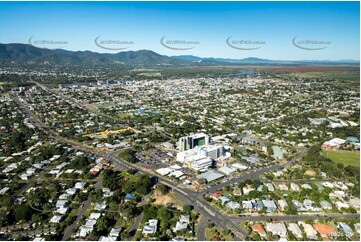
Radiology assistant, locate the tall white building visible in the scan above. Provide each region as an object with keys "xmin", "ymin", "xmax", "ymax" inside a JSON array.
[
  {"xmin": 198, "ymin": 144, "xmax": 224, "ymax": 159},
  {"xmin": 179, "ymin": 133, "xmax": 211, "ymax": 151}
]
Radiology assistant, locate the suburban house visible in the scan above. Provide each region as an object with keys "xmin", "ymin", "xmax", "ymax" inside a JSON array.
[
  {"xmin": 337, "ymin": 222, "xmax": 354, "ymax": 238},
  {"xmin": 210, "ymin": 192, "xmax": 222, "ymax": 200},
  {"xmin": 172, "ymin": 215, "xmax": 190, "ymax": 233},
  {"xmin": 298, "ymin": 222, "xmax": 317, "ymax": 240},
  {"xmin": 226, "ymin": 201, "xmax": 241, "ymax": 210},
  {"xmin": 251, "ymin": 224, "xmax": 266, "ymax": 237},
  {"xmin": 262, "ymin": 200, "xmax": 277, "ymax": 213},
  {"xmin": 143, "ymin": 219, "xmax": 158, "ymax": 235},
  {"xmin": 242, "ymin": 201, "xmax": 253, "ymax": 210},
  {"xmin": 266, "ymin": 222, "xmax": 287, "ymax": 238},
  {"xmin": 288, "ymin": 223, "xmax": 303, "ymax": 238},
  {"xmin": 278, "ymin": 200, "xmax": 288, "ymax": 211},
  {"xmin": 49, "ymin": 215, "xmax": 62, "ymax": 223},
  {"xmin": 303, "ymin": 199, "xmax": 321, "ymax": 212},
  {"xmin": 290, "ymin": 183, "xmax": 300, "ymax": 191},
  {"xmin": 320, "ymin": 201, "xmax": 333, "ymax": 210},
  {"xmin": 313, "ymin": 224, "xmax": 336, "ymax": 238}
]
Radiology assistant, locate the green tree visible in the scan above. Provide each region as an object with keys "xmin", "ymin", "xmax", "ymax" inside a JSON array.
[
  {"xmin": 157, "ymin": 184, "xmax": 170, "ymax": 195},
  {"xmin": 14, "ymin": 205, "xmax": 33, "ymax": 222}
]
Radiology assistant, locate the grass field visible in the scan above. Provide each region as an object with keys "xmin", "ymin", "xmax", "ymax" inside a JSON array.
[
  {"xmin": 83, "ymin": 127, "xmax": 138, "ymax": 139},
  {"xmin": 322, "ymin": 150, "xmax": 360, "ymax": 167}
]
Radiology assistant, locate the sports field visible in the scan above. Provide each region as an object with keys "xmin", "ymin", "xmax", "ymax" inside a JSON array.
[{"xmin": 322, "ymin": 150, "xmax": 360, "ymax": 167}]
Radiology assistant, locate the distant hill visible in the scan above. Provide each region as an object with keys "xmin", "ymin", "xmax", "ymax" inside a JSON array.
[
  {"xmin": 0, "ymin": 43, "xmax": 359, "ymax": 66},
  {"xmin": 171, "ymin": 55, "xmax": 359, "ymax": 64},
  {"xmin": 0, "ymin": 43, "xmax": 183, "ymax": 66}
]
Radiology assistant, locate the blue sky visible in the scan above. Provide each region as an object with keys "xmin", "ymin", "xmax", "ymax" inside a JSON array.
[{"xmin": 0, "ymin": 1, "xmax": 359, "ymax": 60}]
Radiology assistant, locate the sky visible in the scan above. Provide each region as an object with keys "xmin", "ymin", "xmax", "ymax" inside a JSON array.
[{"xmin": 0, "ymin": 1, "xmax": 359, "ymax": 60}]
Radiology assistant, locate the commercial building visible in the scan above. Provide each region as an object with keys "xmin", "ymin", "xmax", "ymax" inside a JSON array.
[
  {"xmin": 179, "ymin": 133, "xmax": 211, "ymax": 151},
  {"xmin": 198, "ymin": 144, "xmax": 224, "ymax": 159},
  {"xmin": 322, "ymin": 138, "xmax": 347, "ymax": 150},
  {"xmin": 191, "ymin": 157, "xmax": 213, "ymax": 171},
  {"xmin": 196, "ymin": 170, "xmax": 224, "ymax": 183}
]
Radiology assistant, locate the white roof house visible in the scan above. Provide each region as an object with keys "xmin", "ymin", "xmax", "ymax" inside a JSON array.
[
  {"xmin": 290, "ymin": 183, "xmax": 300, "ymax": 191},
  {"xmin": 66, "ymin": 188, "xmax": 78, "ymax": 195},
  {"xmin": 50, "ymin": 215, "xmax": 62, "ymax": 223},
  {"xmin": 264, "ymin": 183, "xmax": 275, "ymax": 192},
  {"xmin": 33, "ymin": 237, "xmax": 45, "ymax": 241},
  {"xmin": 226, "ymin": 201, "xmax": 241, "ymax": 210},
  {"xmin": 143, "ymin": 219, "xmax": 158, "ymax": 234},
  {"xmin": 299, "ymin": 222, "xmax": 317, "ymax": 239},
  {"xmin": 85, "ymin": 219, "xmax": 97, "ymax": 227},
  {"xmin": 95, "ymin": 202, "xmax": 107, "ymax": 211},
  {"xmin": 292, "ymin": 200, "xmax": 306, "ymax": 211},
  {"xmin": 59, "ymin": 193, "xmax": 71, "ymax": 200},
  {"xmin": 278, "ymin": 200, "xmax": 288, "ymax": 211},
  {"xmin": 99, "ymin": 236, "xmax": 116, "ymax": 241},
  {"xmin": 303, "ymin": 199, "xmax": 321, "ymax": 212},
  {"xmin": 320, "ymin": 201, "xmax": 332, "ymax": 210},
  {"xmin": 172, "ymin": 214, "xmax": 190, "ymax": 232},
  {"xmin": 348, "ymin": 197, "xmax": 360, "ymax": 209},
  {"xmin": 89, "ymin": 213, "xmax": 102, "ymax": 220},
  {"xmin": 242, "ymin": 187, "xmax": 255, "ymax": 195},
  {"xmin": 56, "ymin": 200, "xmax": 68, "ymax": 208},
  {"xmin": 278, "ymin": 184, "xmax": 288, "ymax": 191},
  {"xmin": 288, "ymin": 223, "xmax": 303, "ymax": 238},
  {"xmin": 242, "ymin": 201, "xmax": 253, "ymax": 209},
  {"xmin": 79, "ymin": 226, "xmax": 93, "ymax": 237},
  {"xmin": 266, "ymin": 223, "xmax": 287, "ymax": 237},
  {"xmin": 322, "ymin": 182, "xmax": 334, "ymax": 188},
  {"xmin": 333, "ymin": 182, "xmax": 348, "ymax": 190},
  {"xmin": 109, "ymin": 228, "xmax": 122, "ymax": 238},
  {"xmin": 301, "ymin": 184, "xmax": 312, "ymax": 190},
  {"xmin": 179, "ymin": 215, "xmax": 190, "ymax": 224},
  {"xmin": 75, "ymin": 182, "xmax": 86, "ymax": 189},
  {"xmin": 20, "ymin": 173, "xmax": 30, "ymax": 180},
  {"xmin": 172, "ymin": 221, "xmax": 188, "ymax": 232},
  {"xmin": 338, "ymin": 222, "xmax": 354, "ymax": 238},
  {"xmin": 262, "ymin": 200, "xmax": 277, "ymax": 213},
  {"xmin": 0, "ymin": 187, "xmax": 10, "ymax": 195},
  {"xmin": 335, "ymin": 201, "xmax": 350, "ymax": 209},
  {"xmin": 57, "ymin": 207, "xmax": 69, "ymax": 215}
]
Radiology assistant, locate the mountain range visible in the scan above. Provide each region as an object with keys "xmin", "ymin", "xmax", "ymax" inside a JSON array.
[{"xmin": 0, "ymin": 43, "xmax": 359, "ymax": 66}]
